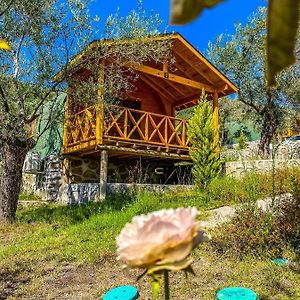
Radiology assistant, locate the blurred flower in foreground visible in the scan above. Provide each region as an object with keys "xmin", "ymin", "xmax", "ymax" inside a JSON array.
[{"xmin": 116, "ymin": 207, "xmax": 210, "ymax": 299}]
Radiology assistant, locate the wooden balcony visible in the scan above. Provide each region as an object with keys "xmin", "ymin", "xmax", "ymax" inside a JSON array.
[{"xmin": 63, "ymin": 105, "xmax": 190, "ymax": 157}]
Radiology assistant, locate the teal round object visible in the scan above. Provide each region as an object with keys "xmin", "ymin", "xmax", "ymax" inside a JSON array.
[
  {"xmin": 272, "ymin": 258, "xmax": 289, "ymax": 266},
  {"xmin": 103, "ymin": 285, "xmax": 138, "ymax": 300},
  {"xmin": 216, "ymin": 287, "xmax": 257, "ymax": 300}
]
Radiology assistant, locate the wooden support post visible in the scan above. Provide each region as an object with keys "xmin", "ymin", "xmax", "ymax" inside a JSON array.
[
  {"xmin": 213, "ymin": 91, "xmax": 220, "ymax": 153},
  {"xmin": 62, "ymin": 94, "xmax": 70, "ymax": 153},
  {"xmin": 62, "ymin": 157, "xmax": 71, "ymax": 185},
  {"xmin": 96, "ymin": 61, "xmax": 105, "ymax": 145},
  {"xmin": 99, "ymin": 150, "xmax": 108, "ymax": 201},
  {"xmin": 163, "ymin": 60, "xmax": 169, "ymax": 78}
]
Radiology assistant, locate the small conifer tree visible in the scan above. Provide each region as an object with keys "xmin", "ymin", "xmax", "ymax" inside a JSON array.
[
  {"xmin": 237, "ymin": 131, "xmax": 248, "ymax": 150},
  {"xmin": 188, "ymin": 90, "xmax": 222, "ymax": 188}
]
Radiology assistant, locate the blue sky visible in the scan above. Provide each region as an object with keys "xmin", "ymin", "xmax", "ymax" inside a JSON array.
[{"xmin": 90, "ymin": 0, "xmax": 266, "ymax": 52}]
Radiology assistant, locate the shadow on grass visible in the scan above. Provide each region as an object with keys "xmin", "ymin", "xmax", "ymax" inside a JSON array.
[{"xmin": 16, "ymin": 192, "xmax": 135, "ymax": 226}]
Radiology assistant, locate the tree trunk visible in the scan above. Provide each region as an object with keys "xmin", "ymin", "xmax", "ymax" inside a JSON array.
[
  {"xmin": 0, "ymin": 142, "xmax": 28, "ymax": 223},
  {"xmin": 258, "ymin": 102, "xmax": 280, "ymax": 158}
]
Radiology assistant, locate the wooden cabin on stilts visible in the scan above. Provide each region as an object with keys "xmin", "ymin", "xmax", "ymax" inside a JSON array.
[{"xmin": 59, "ymin": 33, "xmax": 237, "ymax": 200}]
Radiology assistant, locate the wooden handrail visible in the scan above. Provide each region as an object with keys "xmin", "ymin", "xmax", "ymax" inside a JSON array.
[
  {"xmin": 103, "ymin": 105, "xmax": 189, "ymax": 148},
  {"xmin": 64, "ymin": 104, "xmax": 190, "ymax": 151}
]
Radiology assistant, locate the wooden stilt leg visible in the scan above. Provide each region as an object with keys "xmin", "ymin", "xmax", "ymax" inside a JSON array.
[{"xmin": 99, "ymin": 150, "xmax": 108, "ymax": 201}]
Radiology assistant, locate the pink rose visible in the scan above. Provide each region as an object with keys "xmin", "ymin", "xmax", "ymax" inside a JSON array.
[{"xmin": 116, "ymin": 207, "xmax": 210, "ymax": 270}]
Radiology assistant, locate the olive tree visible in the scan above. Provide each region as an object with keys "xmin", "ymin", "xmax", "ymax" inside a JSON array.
[
  {"xmin": 0, "ymin": 0, "xmax": 170, "ymax": 223},
  {"xmin": 207, "ymin": 8, "xmax": 300, "ymax": 156}
]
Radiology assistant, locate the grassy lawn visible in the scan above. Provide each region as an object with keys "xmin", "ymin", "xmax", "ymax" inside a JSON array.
[{"xmin": 1, "ymin": 169, "xmax": 300, "ymax": 299}]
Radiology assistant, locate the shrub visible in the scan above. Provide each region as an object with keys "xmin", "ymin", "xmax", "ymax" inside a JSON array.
[
  {"xmin": 188, "ymin": 90, "xmax": 222, "ymax": 188},
  {"xmin": 212, "ymin": 204, "xmax": 285, "ymax": 259},
  {"xmin": 212, "ymin": 183, "xmax": 300, "ymax": 259},
  {"xmin": 237, "ymin": 131, "xmax": 247, "ymax": 149},
  {"xmin": 276, "ymin": 187, "xmax": 300, "ymax": 258}
]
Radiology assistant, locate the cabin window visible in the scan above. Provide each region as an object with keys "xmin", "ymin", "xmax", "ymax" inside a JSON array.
[{"xmin": 122, "ymin": 99, "xmax": 141, "ymax": 110}]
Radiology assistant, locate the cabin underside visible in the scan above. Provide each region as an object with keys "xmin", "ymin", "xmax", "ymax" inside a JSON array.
[{"xmin": 64, "ymin": 152, "xmax": 192, "ymax": 186}]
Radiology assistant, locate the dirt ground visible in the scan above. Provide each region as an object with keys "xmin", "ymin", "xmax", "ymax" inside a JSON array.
[{"xmin": 1, "ymin": 251, "xmax": 300, "ymax": 300}]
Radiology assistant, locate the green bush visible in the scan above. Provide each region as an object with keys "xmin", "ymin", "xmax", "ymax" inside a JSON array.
[
  {"xmin": 188, "ymin": 90, "xmax": 222, "ymax": 188},
  {"xmin": 212, "ymin": 204, "xmax": 285, "ymax": 259},
  {"xmin": 212, "ymin": 182, "xmax": 300, "ymax": 259},
  {"xmin": 237, "ymin": 131, "xmax": 248, "ymax": 149},
  {"xmin": 276, "ymin": 186, "xmax": 300, "ymax": 258}
]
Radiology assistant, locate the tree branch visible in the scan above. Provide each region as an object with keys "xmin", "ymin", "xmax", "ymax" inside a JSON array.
[
  {"xmin": 0, "ymin": 0, "xmax": 14, "ymax": 17},
  {"xmin": 13, "ymin": 34, "xmax": 25, "ymax": 79},
  {"xmin": 26, "ymin": 79, "xmax": 64, "ymax": 124},
  {"xmin": 237, "ymin": 92, "xmax": 261, "ymax": 114}
]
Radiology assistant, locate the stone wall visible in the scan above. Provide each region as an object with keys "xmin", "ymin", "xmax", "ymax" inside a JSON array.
[
  {"xmin": 225, "ymin": 159, "xmax": 300, "ymax": 178},
  {"xmin": 221, "ymin": 142, "xmax": 300, "ymax": 161},
  {"xmin": 59, "ymin": 183, "xmax": 194, "ymax": 204},
  {"xmin": 22, "ymin": 153, "xmax": 192, "ymax": 202},
  {"xmin": 69, "ymin": 158, "xmax": 100, "ymax": 183},
  {"xmin": 22, "ymin": 153, "xmax": 63, "ymax": 201},
  {"xmin": 44, "ymin": 154, "xmax": 63, "ymax": 201}
]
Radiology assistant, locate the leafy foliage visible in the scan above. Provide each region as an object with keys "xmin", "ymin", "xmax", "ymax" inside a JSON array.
[
  {"xmin": 188, "ymin": 91, "xmax": 222, "ymax": 188},
  {"xmin": 208, "ymin": 8, "xmax": 300, "ymax": 155},
  {"xmin": 0, "ymin": 0, "xmax": 171, "ymax": 222},
  {"xmin": 213, "ymin": 205, "xmax": 286, "ymax": 259},
  {"xmin": 170, "ymin": 0, "xmax": 224, "ymax": 25},
  {"xmin": 170, "ymin": 0, "xmax": 300, "ymax": 86},
  {"xmin": 267, "ymin": 0, "xmax": 299, "ymax": 85},
  {"xmin": 213, "ymin": 190, "xmax": 300, "ymax": 259},
  {"xmin": 237, "ymin": 131, "xmax": 248, "ymax": 150}
]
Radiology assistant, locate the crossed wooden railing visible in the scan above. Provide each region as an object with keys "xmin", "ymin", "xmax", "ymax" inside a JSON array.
[
  {"xmin": 64, "ymin": 104, "xmax": 189, "ymax": 152},
  {"xmin": 104, "ymin": 105, "xmax": 189, "ymax": 148},
  {"xmin": 65, "ymin": 106, "xmax": 97, "ymax": 147}
]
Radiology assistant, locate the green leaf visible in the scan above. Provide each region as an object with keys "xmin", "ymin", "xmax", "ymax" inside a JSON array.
[
  {"xmin": 266, "ymin": 0, "xmax": 300, "ymax": 86},
  {"xmin": 170, "ymin": 0, "xmax": 224, "ymax": 25}
]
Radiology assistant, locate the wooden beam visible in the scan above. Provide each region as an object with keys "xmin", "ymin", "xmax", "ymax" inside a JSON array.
[
  {"xmin": 63, "ymin": 93, "xmax": 70, "ymax": 153},
  {"xmin": 140, "ymin": 74, "xmax": 174, "ymax": 100},
  {"xmin": 213, "ymin": 91, "xmax": 220, "ymax": 153},
  {"xmin": 174, "ymin": 94, "xmax": 200, "ymax": 109},
  {"xmin": 128, "ymin": 62, "xmax": 214, "ymax": 92},
  {"xmin": 174, "ymin": 49, "xmax": 214, "ymax": 85},
  {"xmin": 171, "ymin": 62, "xmax": 195, "ymax": 93},
  {"xmin": 163, "ymin": 61, "xmax": 168, "ymax": 76},
  {"xmin": 166, "ymin": 80, "xmax": 186, "ymax": 96},
  {"xmin": 176, "ymin": 35, "xmax": 238, "ymax": 93},
  {"xmin": 96, "ymin": 61, "xmax": 105, "ymax": 145},
  {"xmin": 97, "ymin": 144, "xmax": 191, "ymax": 160},
  {"xmin": 173, "ymin": 60, "xmax": 194, "ymax": 80}
]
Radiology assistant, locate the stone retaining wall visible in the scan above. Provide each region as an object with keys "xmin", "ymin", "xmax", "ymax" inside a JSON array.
[
  {"xmin": 225, "ymin": 159, "xmax": 300, "ymax": 178},
  {"xmin": 222, "ymin": 142, "xmax": 300, "ymax": 161},
  {"xmin": 59, "ymin": 183, "xmax": 193, "ymax": 204}
]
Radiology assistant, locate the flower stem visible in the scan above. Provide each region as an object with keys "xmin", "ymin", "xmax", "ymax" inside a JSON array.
[
  {"xmin": 164, "ymin": 271, "xmax": 170, "ymax": 300},
  {"xmin": 151, "ymin": 276, "xmax": 161, "ymax": 300}
]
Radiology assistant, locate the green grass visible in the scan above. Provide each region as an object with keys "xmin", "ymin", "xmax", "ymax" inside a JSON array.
[
  {"xmin": 19, "ymin": 191, "xmax": 42, "ymax": 201},
  {"xmin": 1, "ymin": 168, "xmax": 300, "ymax": 299},
  {"xmin": 2, "ymin": 168, "xmax": 299, "ymax": 265}
]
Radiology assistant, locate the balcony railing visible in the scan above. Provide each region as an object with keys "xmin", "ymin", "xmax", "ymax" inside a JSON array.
[
  {"xmin": 63, "ymin": 104, "xmax": 189, "ymax": 153},
  {"xmin": 64, "ymin": 106, "xmax": 97, "ymax": 148},
  {"xmin": 104, "ymin": 105, "xmax": 189, "ymax": 149}
]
